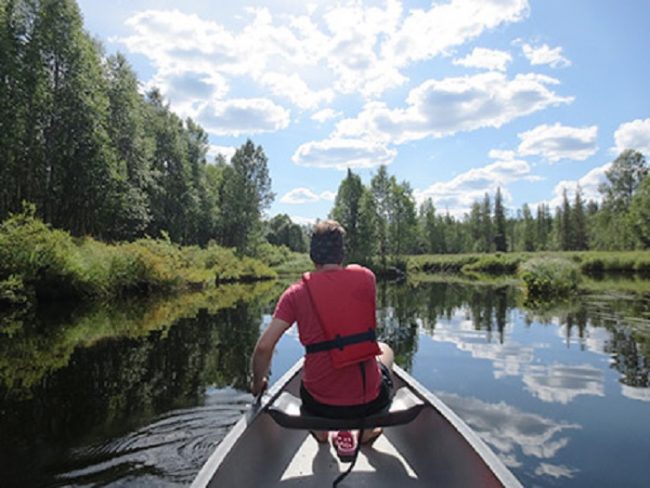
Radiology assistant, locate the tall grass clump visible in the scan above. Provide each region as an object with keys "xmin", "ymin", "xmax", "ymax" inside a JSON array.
[
  {"xmin": 518, "ymin": 257, "xmax": 581, "ymax": 300},
  {"xmin": 461, "ymin": 254, "xmax": 523, "ymax": 275},
  {"xmin": 0, "ymin": 207, "xmax": 275, "ymax": 309}
]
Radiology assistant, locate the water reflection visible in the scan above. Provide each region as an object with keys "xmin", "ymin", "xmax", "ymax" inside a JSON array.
[
  {"xmin": 0, "ymin": 283, "xmax": 274, "ymax": 487},
  {"xmin": 1, "ymin": 278, "xmax": 649, "ymax": 487},
  {"xmin": 438, "ymin": 393, "xmax": 580, "ymax": 474}
]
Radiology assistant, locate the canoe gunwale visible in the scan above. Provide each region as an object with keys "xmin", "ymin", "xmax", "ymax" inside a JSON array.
[
  {"xmin": 190, "ymin": 359, "xmax": 305, "ymax": 488},
  {"xmin": 191, "ymin": 358, "xmax": 522, "ymax": 488}
]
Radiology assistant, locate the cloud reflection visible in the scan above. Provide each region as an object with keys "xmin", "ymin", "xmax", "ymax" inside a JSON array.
[
  {"xmin": 523, "ymin": 363, "xmax": 604, "ymax": 404},
  {"xmin": 438, "ymin": 393, "xmax": 580, "ymax": 475}
]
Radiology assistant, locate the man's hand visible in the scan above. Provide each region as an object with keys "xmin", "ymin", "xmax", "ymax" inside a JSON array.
[{"xmin": 251, "ymin": 376, "xmax": 268, "ymax": 397}]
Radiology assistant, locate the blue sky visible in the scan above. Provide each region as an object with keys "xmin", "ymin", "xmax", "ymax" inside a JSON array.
[{"xmin": 77, "ymin": 0, "xmax": 650, "ymax": 224}]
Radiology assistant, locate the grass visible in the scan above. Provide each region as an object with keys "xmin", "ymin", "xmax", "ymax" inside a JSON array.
[{"xmin": 0, "ymin": 208, "xmax": 276, "ymax": 311}]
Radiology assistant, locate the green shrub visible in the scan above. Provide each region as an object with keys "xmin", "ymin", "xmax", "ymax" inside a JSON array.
[
  {"xmin": 461, "ymin": 254, "xmax": 522, "ymax": 275},
  {"xmin": 519, "ymin": 257, "xmax": 581, "ymax": 299}
]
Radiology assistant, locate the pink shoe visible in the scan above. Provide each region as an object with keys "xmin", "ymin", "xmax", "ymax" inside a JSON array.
[{"xmin": 333, "ymin": 430, "xmax": 357, "ymax": 462}]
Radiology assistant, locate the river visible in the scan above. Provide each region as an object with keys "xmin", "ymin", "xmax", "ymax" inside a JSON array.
[{"xmin": 0, "ymin": 278, "xmax": 649, "ymax": 487}]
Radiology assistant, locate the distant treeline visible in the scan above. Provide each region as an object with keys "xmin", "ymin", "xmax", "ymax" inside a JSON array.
[
  {"xmin": 329, "ymin": 149, "xmax": 650, "ymax": 266},
  {"xmin": 0, "ymin": 0, "xmax": 306, "ymax": 255}
]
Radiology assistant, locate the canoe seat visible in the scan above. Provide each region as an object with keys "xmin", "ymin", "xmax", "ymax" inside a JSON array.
[{"xmin": 266, "ymin": 387, "xmax": 425, "ymax": 431}]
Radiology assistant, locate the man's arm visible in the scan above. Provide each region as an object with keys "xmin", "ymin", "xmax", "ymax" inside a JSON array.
[{"xmin": 250, "ymin": 317, "xmax": 291, "ymax": 396}]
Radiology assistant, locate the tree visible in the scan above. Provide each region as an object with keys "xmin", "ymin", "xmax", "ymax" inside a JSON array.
[
  {"xmin": 629, "ymin": 175, "xmax": 650, "ymax": 248},
  {"xmin": 521, "ymin": 204, "xmax": 535, "ymax": 252},
  {"xmin": 104, "ymin": 52, "xmax": 152, "ymax": 239},
  {"xmin": 217, "ymin": 140, "xmax": 274, "ymax": 254},
  {"xmin": 330, "ymin": 169, "xmax": 365, "ymax": 263},
  {"xmin": 599, "ymin": 149, "xmax": 648, "ymax": 212},
  {"xmin": 389, "ymin": 180, "xmax": 418, "ymax": 257},
  {"xmin": 493, "ymin": 187, "xmax": 507, "ymax": 252},
  {"xmin": 479, "ymin": 193, "xmax": 493, "ymax": 253},
  {"xmin": 559, "ymin": 188, "xmax": 573, "ymax": 250},
  {"xmin": 266, "ymin": 214, "xmax": 305, "ymax": 252},
  {"xmin": 573, "ymin": 185, "xmax": 588, "ymax": 250},
  {"xmin": 355, "ymin": 189, "xmax": 378, "ymax": 264},
  {"xmin": 370, "ymin": 165, "xmax": 392, "ymax": 267}
]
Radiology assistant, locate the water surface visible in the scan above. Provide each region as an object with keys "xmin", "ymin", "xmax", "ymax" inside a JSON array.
[{"xmin": 0, "ymin": 279, "xmax": 649, "ymax": 487}]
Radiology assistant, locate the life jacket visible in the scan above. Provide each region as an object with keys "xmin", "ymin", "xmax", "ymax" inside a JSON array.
[{"xmin": 302, "ymin": 265, "xmax": 381, "ymax": 369}]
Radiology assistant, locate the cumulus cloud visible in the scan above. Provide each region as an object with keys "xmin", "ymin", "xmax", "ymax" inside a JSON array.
[
  {"xmin": 386, "ymin": 0, "xmax": 529, "ymax": 66},
  {"xmin": 292, "ymin": 137, "xmax": 396, "ymax": 170},
  {"xmin": 336, "ymin": 72, "xmax": 573, "ymax": 144},
  {"xmin": 311, "ymin": 108, "xmax": 342, "ymax": 123},
  {"xmin": 197, "ymin": 98, "xmax": 290, "ymax": 136},
  {"xmin": 118, "ymin": 0, "xmax": 533, "ymax": 120},
  {"xmin": 415, "ymin": 153, "xmax": 538, "ymax": 216},
  {"xmin": 544, "ymin": 163, "xmax": 610, "ymax": 209},
  {"xmin": 613, "ymin": 118, "xmax": 650, "ymax": 155},
  {"xmin": 521, "ymin": 43, "xmax": 571, "ymax": 68},
  {"xmin": 280, "ymin": 187, "xmax": 336, "ymax": 204},
  {"xmin": 517, "ymin": 123, "xmax": 598, "ymax": 162},
  {"xmin": 258, "ymin": 72, "xmax": 334, "ymax": 110},
  {"xmin": 453, "ymin": 47, "xmax": 512, "ymax": 71}
]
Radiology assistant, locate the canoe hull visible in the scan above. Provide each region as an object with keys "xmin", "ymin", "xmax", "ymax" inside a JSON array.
[{"xmin": 192, "ymin": 360, "xmax": 521, "ymax": 488}]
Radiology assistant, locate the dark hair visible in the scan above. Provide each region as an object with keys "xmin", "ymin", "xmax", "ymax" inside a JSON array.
[{"xmin": 310, "ymin": 220, "xmax": 346, "ymax": 265}]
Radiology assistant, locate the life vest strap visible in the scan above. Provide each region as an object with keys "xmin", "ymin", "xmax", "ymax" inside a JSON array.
[{"xmin": 305, "ymin": 329, "xmax": 376, "ymax": 354}]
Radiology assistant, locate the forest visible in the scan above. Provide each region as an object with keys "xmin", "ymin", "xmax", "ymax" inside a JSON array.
[{"xmin": 1, "ymin": 0, "xmax": 649, "ymax": 280}]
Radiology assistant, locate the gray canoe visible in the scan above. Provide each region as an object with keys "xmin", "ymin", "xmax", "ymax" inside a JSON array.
[{"xmin": 192, "ymin": 359, "xmax": 522, "ymax": 487}]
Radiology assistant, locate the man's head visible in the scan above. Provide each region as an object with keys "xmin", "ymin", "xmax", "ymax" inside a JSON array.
[{"xmin": 310, "ymin": 220, "xmax": 346, "ymax": 266}]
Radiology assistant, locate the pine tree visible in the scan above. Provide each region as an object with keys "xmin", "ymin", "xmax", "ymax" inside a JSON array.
[
  {"xmin": 573, "ymin": 185, "xmax": 588, "ymax": 250},
  {"xmin": 493, "ymin": 187, "xmax": 507, "ymax": 252}
]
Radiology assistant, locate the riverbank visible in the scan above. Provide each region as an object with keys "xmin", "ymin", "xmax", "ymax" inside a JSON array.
[
  {"xmin": 0, "ymin": 210, "xmax": 277, "ymax": 312},
  {"xmin": 407, "ymin": 251, "xmax": 650, "ymax": 276}
]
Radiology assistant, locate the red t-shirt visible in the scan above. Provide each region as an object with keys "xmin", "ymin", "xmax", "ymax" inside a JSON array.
[{"xmin": 273, "ymin": 267, "xmax": 381, "ymax": 406}]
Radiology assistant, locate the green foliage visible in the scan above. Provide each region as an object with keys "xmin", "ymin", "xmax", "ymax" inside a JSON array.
[
  {"xmin": 462, "ymin": 254, "xmax": 523, "ymax": 275},
  {"xmin": 629, "ymin": 175, "xmax": 650, "ymax": 247},
  {"xmin": 518, "ymin": 257, "xmax": 581, "ymax": 299},
  {"xmin": 0, "ymin": 209, "xmax": 276, "ymax": 310}
]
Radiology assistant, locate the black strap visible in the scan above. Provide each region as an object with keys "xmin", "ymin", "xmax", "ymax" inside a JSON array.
[
  {"xmin": 305, "ymin": 329, "xmax": 376, "ymax": 354},
  {"xmin": 332, "ymin": 362, "xmax": 367, "ymax": 488}
]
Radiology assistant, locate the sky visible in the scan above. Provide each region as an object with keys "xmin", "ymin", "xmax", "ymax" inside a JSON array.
[{"xmin": 77, "ymin": 0, "xmax": 650, "ymax": 224}]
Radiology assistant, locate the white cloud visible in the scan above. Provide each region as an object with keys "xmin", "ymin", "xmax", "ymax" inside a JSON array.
[
  {"xmin": 336, "ymin": 72, "xmax": 573, "ymax": 144},
  {"xmin": 280, "ymin": 187, "xmax": 336, "ymax": 204},
  {"xmin": 311, "ymin": 108, "xmax": 342, "ymax": 123},
  {"xmin": 545, "ymin": 162, "xmax": 610, "ymax": 209},
  {"xmin": 292, "ymin": 137, "xmax": 396, "ymax": 170},
  {"xmin": 522, "ymin": 43, "xmax": 571, "ymax": 68},
  {"xmin": 207, "ymin": 145, "xmax": 236, "ymax": 163},
  {"xmin": 386, "ymin": 0, "xmax": 529, "ymax": 66},
  {"xmin": 119, "ymin": 0, "xmax": 533, "ymax": 120},
  {"xmin": 197, "ymin": 98, "xmax": 290, "ymax": 136},
  {"xmin": 453, "ymin": 47, "xmax": 512, "ymax": 71},
  {"xmin": 517, "ymin": 123, "xmax": 598, "ymax": 162},
  {"xmin": 258, "ymin": 72, "xmax": 334, "ymax": 110},
  {"xmin": 415, "ymin": 155, "xmax": 537, "ymax": 216},
  {"xmin": 613, "ymin": 118, "xmax": 650, "ymax": 156}
]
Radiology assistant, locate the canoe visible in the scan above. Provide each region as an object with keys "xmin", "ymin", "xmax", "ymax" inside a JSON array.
[{"xmin": 192, "ymin": 359, "xmax": 522, "ymax": 487}]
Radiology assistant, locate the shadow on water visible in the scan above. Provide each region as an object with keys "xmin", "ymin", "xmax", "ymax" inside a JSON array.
[{"xmin": 1, "ymin": 276, "xmax": 649, "ymax": 487}]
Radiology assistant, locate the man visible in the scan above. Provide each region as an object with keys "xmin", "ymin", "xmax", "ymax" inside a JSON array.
[{"xmin": 250, "ymin": 220, "xmax": 394, "ymax": 444}]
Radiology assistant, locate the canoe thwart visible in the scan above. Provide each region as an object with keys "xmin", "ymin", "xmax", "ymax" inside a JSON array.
[{"xmin": 266, "ymin": 386, "xmax": 426, "ymax": 431}]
